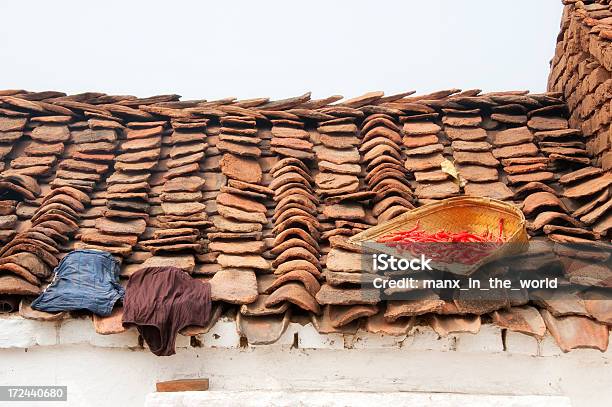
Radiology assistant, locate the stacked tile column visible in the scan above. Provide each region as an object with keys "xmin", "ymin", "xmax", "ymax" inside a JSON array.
[
  {"xmin": 314, "ymin": 111, "xmax": 367, "ymax": 238},
  {"xmin": 85, "ymin": 122, "xmax": 163, "ymax": 260},
  {"xmin": 548, "ymin": 2, "xmax": 612, "ymax": 169},
  {"xmin": 442, "ymin": 103, "xmax": 512, "ymax": 201},
  {"xmin": 263, "ymin": 115, "xmax": 321, "ymax": 315},
  {"xmin": 0, "ymin": 117, "xmax": 92, "ymax": 299},
  {"xmin": 361, "ymin": 113, "xmax": 414, "ymax": 222},
  {"xmin": 139, "ymin": 118, "xmax": 209, "ymax": 259},
  {"xmin": 0, "ymin": 114, "xmax": 28, "ymax": 244},
  {"xmin": 208, "ymin": 113, "xmax": 270, "ymax": 306},
  {"xmin": 401, "ymin": 110, "xmax": 454, "ymax": 204},
  {"xmin": 313, "ymin": 108, "xmax": 381, "ymax": 327}
]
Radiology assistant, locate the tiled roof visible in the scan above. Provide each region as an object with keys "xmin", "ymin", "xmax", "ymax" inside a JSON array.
[{"xmin": 0, "ymin": 87, "xmax": 609, "ymax": 352}]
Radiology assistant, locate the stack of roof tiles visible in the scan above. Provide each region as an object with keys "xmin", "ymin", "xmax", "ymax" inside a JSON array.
[
  {"xmin": 213, "ymin": 112, "xmax": 270, "ymax": 309},
  {"xmin": 549, "ymin": 0, "xmax": 612, "ymax": 168},
  {"xmin": 0, "ymin": 88, "xmax": 609, "ymax": 353},
  {"xmin": 140, "ymin": 117, "xmax": 209, "ymax": 256},
  {"xmin": 549, "ymin": 0, "xmax": 612, "ymax": 239}
]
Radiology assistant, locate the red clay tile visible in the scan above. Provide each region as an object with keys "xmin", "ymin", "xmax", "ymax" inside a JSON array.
[
  {"xmin": 492, "ymin": 306, "xmax": 546, "ymax": 338},
  {"xmin": 329, "ymin": 304, "xmax": 378, "ymax": 328},
  {"xmin": 237, "ymin": 311, "xmax": 291, "ymax": 345},
  {"xmin": 210, "ymin": 269, "xmax": 258, "ymax": 304},
  {"xmin": 429, "ymin": 314, "xmax": 481, "ymax": 336},
  {"xmin": 540, "ymin": 309, "xmax": 609, "ymax": 352}
]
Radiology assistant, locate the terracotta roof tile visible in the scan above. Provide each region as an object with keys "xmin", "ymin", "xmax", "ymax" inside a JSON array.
[
  {"xmin": 492, "ymin": 306, "xmax": 546, "ymax": 338},
  {"xmin": 0, "ymin": 88, "xmax": 609, "ymax": 351},
  {"xmin": 540, "ymin": 309, "xmax": 609, "ymax": 352}
]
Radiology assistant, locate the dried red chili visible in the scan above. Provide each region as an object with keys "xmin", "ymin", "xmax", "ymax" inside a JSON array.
[{"xmin": 376, "ymin": 219, "xmax": 507, "ymax": 265}]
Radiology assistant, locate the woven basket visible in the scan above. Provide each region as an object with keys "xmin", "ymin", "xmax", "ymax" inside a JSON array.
[{"xmin": 348, "ymin": 196, "xmax": 529, "ymax": 275}]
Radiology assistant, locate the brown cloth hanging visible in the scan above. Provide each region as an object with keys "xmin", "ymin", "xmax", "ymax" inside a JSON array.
[{"xmin": 122, "ymin": 267, "xmax": 211, "ymax": 356}]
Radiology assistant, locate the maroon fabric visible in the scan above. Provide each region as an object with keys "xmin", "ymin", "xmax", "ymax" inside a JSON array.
[{"xmin": 122, "ymin": 266, "xmax": 211, "ymax": 356}]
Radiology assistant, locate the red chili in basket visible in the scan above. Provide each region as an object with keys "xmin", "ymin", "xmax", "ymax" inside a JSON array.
[{"xmin": 376, "ymin": 219, "xmax": 507, "ymax": 265}]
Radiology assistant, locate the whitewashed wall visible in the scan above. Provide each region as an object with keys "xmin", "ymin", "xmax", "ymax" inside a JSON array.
[{"xmin": 0, "ymin": 316, "xmax": 610, "ymax": 407}]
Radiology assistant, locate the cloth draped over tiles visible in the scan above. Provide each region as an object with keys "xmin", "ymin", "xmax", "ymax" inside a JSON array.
[
  {"xmin": 122, "ymin": 266, "xmax": 212, "ymax": 356},
  {"xmin": 31, "ymin": 249, "xmax": 124, "ymax": 317}
]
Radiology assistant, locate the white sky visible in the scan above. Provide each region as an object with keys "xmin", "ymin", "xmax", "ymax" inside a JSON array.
[{"xmin": 0, "ymin": 0, "xmax": 564, "ymax": 101}]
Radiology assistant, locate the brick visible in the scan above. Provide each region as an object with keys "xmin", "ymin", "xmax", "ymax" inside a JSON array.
[
  {"xmin": 297, "ymin": 323, "xmax": 344, "ymax": 350},
  {"xmin": 156, "ymin": 379, "xmax": 209, "ymax": 392},
  {"xmin": 455, "ymin": 324, "xmax": 504, "ymax": 353},
  {"xmin": 200, "ymin": 320, "xmax": 241, "ymax": 348},
  {"xmin": 0, "ymin": 317, "xmax": 58, "ymax": 348},
  {"xmin": 350, "ymin": 331, "xmax": 406, "ymax": 349},
  {"xmin": 538, "ymin": 333, "xmax": 564, "ymax": 357},
  {"xmin": 505, "ymin": 331, "xmax": 539, "ymax": 356},
  {"xmin": 404, "ymin": 326, "xmax": 455, "ymax": 352},
  {"xmin": 59, "ymin": 318, "xmax": 139, "ymax": 348}
]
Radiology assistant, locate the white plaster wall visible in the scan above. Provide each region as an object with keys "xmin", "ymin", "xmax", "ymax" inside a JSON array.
[
  {"xmin": 0, "ymin": 316, "xmax": 610, "ymax": 407},
  {"xmin": 145, "ymin": 391, "xmax": 572, "ymax": 407}
]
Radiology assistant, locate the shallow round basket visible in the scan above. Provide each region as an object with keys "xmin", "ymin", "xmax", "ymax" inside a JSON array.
[{"xmin": 349, "ymin": 196, "xmax": 529, "ymax": 275}]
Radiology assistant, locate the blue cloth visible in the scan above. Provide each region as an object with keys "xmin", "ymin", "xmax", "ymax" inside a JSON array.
[{"xmin": 31, "ymin": 249, "xmax": 124, "ymax": 317}]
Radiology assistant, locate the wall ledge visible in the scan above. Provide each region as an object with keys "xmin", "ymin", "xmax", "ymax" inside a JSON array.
[
  {"xmin": 1, "ymin": 314, "xmax": 611, "ymax": 358},
  {"xmin": 145, "ymin": 391, "xmax": 572, "ymax": 407}
]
